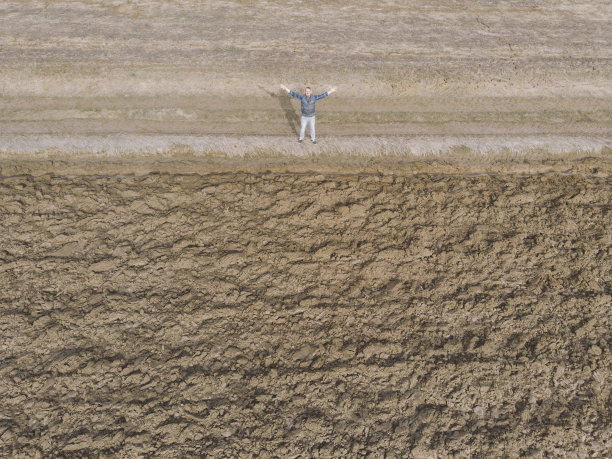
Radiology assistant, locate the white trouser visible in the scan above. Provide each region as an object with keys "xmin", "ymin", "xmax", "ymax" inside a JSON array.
[{"xmin": 299, "ymin": 115, "xmax": 315, "ymax": 141}]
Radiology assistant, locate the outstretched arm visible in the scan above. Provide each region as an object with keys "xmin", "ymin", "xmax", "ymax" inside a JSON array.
[
  {"xmin": 314, "ymin": 87, "xmax": 337, "ymax": 100},
  {"xmin": 280, "ymin": 84, "xmax": 302, "ymax": 99}
]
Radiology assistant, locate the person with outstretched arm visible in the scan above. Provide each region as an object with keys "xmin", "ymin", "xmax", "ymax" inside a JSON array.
[{"xmin": 280, "ymin": 84, "xmax": 336, "ymax": 144}]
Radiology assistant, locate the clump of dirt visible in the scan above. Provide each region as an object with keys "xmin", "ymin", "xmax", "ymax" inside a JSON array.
[{"xmin": 1, "ymin": 170, "xmax": 610, "ymax": 456}]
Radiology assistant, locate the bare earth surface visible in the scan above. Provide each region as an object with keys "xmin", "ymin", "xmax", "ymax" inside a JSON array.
[
  {"xmin": 1, "ymin": 0, "xmax": 612, "ymax": 457},
  {"xmin": 0, "ymin": 0, "xmax": 610, "ymax": 151},
  {"xmin": 1, "ymin": 170, "xmax": 611, "ymax": 457}
]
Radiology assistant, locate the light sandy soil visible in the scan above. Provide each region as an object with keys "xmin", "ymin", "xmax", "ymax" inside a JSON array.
[
  {"xmin": 1, "ymin": 0, "xmax": 611, "ymax": 457},
  {"xmin": 0, "ymin": 0, "xmax": 610, "ymax": 151}
]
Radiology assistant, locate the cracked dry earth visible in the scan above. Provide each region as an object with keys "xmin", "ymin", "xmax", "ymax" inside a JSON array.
[{"xmin": 1, "ymin": 171, "xmax": 611, "ymax": 457}]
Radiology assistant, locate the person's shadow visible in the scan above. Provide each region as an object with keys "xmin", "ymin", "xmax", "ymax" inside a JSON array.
[{"xmin": 258, "ymin": 85, "xmax": 300, "ymax": 136}]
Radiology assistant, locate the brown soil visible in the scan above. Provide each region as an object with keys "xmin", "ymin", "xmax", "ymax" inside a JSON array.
[
  {"xmin": 1, "ymin": 169, "xmax": 610, "ymax": 457},
  {"xmin": 1, "ymin": 0, "xmax": 611, "ymax": 456}
]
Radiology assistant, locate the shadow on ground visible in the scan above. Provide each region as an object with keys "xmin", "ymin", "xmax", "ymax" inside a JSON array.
[{"xmin": 258, "ymin": 85, "xmax": 300, "ymax": 136}]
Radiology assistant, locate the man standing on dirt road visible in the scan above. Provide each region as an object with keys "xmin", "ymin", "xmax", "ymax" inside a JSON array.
[{"xmin": 280, "ymin": 84, "xmax": 336, "ymax": 144}]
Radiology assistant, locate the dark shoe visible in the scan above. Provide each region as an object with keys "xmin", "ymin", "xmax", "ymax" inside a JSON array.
[
  {"xmin": 312, "ymin": 140, "xmax": 317, "ymax": 144},
  {"xmin": 298, "ymin": 139, "xmax": 303, "ymax": 143}
]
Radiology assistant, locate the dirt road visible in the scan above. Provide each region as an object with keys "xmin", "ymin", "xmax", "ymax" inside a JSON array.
[{"xmin": 1, "ymin": 0, "xmax": 610, "ymax": 148}]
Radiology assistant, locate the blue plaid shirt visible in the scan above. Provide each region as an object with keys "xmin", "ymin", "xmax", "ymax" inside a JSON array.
[{"xmin": 289, "ymin": 90, "xmax": 329, "ymax": 116}]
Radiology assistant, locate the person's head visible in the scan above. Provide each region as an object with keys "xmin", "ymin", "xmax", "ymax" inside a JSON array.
[{"xmin": 305, "ymin": 87, "xmax": 312, "ymax": 97}]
